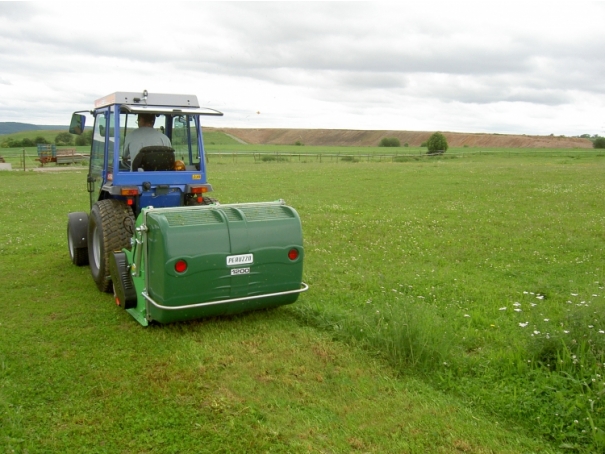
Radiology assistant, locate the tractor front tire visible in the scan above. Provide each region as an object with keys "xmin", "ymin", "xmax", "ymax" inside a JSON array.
[
  {"xmin": 88, "ymin": 200, "xmax": 135, "ymax": 293},
  {"xmin": 67, "ymin": 212, "xmax": 89, "ymax": 266}
]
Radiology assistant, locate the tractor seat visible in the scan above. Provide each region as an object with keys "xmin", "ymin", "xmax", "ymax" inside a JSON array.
[{"xmin": 132, "ymin": 146, "xmax": 175, "ymax": 171}]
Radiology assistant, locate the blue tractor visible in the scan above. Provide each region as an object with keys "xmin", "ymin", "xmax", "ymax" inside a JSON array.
[{"xmin": 67, "ymin": 90, "xmax": 307, "ymax": 325}]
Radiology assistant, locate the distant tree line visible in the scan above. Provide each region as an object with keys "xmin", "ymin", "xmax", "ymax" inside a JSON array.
[
  {"xmin": 379, "ymin": 132, "xmax": 604, "ymax": 151},
  {"xmin": 1, "ymin": 130, "xmax": 93, "ymax": 148}
]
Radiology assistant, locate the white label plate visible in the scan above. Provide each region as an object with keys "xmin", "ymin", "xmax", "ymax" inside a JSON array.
[
  {"xmin": 230, "ymin": 267, "xmax": 250, "ymax": 276},
  {"xmin": 226, "ymin": 253, "xmax": 253, "ymax": 266}
]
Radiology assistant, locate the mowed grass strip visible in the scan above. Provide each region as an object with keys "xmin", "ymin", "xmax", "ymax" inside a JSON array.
[{"xmin": 2, "ymin": 155, "xmax": 600, "ymax": 452}]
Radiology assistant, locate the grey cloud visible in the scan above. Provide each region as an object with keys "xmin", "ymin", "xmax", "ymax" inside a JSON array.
[
  {"xmin": 0, "ymin": 3, "xmax": 35, "ymax": 19},
  {"xmin": 1, "ymin": 2, "xmax": 604, "ymax": 135}
]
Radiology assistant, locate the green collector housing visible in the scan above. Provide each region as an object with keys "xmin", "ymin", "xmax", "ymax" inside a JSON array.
[{"xmin": 111, "ymin": 200, "xmax": 307, "ymax": 326}]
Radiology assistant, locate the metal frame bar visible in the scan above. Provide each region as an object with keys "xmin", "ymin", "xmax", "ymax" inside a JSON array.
[{"xmin": 142, "ymin": 283, "xmax": 309, "ymax": 311}]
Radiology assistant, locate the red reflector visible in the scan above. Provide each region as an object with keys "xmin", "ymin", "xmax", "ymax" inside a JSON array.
[
  {"xmin": 175, "ymin": 260, "xmax": 188, "ymax": 273},
  {"xmin": 288, "ymin": 249, "xmax": 299, "ymax": 261},
  {"xmin": 126, "ymin": 198, "xmax": 134, "ymax": 206}
]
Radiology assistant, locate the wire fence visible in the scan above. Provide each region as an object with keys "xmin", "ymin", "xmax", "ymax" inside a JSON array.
[
  {"xmin": 205, "ymin": 149, "xmax": 601, "ymax": 164},
  {"xmin": 206, "ymin": 151, "xmax": 425, "ymax": 164},
  {"xmin": 0, "ymin": 148, "xmax": 601, "ymax": 172}
]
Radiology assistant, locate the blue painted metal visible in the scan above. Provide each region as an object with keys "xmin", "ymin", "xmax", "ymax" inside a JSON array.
[{"xmin": 83, "ymin": 91, "xmax": 223, "ymax": 216}]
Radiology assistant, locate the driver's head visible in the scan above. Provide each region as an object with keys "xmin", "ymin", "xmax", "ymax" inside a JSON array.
[{"xmin": 137, "ymin": 113, "xmax": 155, "ymax": 127}]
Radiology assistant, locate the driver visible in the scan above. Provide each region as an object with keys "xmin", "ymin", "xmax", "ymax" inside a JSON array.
[{"xmin": 122, "ymin": 113, "xmax": 171, "ymax": 169}]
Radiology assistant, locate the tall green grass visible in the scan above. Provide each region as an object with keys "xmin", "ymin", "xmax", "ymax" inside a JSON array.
[{"xmin": 208, "ymin": 154, "xmax": 605, "ymax": 452}]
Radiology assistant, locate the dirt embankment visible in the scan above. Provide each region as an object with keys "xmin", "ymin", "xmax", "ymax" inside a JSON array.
[{"xmin": 211, "ymin": 128, "xmax": 592, "ymax": 149}]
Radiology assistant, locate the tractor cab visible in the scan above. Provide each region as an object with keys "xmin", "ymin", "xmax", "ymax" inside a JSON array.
[{"xmin": 70, "ymin": 90, "xmax": 223, "ymax": 216}]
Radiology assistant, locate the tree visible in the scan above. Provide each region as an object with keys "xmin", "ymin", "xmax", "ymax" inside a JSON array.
[
  {"xmin": 379, "ymin": 137, "xmax": 401, "ymax": 147},
  {"xmin": 55, "ymin": 132, "xmax": 74, "ymax": 146},
  {"xmin": 35, "ymin": 136, "xmax": 49, "ymax": 145},
  {"xmin": 594, "ymin": 137, "xmax": 605, "ymax": 149},
  {"xmin": 75, "ymin": 130, "xmax": 93, "ymax": 146},
  {"xmin": 426, "ymin": 132, "xmax": 448, "ymax": 154}
]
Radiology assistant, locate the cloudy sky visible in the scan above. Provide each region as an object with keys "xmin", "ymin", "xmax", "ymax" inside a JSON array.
[{"xmin": 1, "ymin": 2, "xmax": 604, "ymax": 136}]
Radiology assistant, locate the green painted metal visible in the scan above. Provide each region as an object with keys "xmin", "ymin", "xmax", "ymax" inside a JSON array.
[{"xmin": 124, "ymin": 201, "xmax": 306, "ymax": 325}]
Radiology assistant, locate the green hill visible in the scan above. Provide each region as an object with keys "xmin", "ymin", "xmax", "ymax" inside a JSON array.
[{"xmin": 0, "ymin": 122, "xmax": 66, "ymax": 135}]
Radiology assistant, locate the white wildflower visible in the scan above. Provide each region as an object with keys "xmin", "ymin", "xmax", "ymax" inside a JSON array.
[{"xmin": 519, "ymin": 322, "xmax": 529, "ymax": 328}]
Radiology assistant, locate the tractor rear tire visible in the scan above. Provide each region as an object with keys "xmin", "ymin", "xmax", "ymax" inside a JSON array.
[
  {"xmin": 67, "ymin": 212, "xmax": 89, "ymax": 266},
  {"xmin": 88, "ymin": 200, "xmax": 135, "ymax": 293}
]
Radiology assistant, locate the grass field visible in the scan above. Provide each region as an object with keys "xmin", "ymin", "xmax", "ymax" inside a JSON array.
[
  {"xmin": 1, "ymin": 152, "xmax": 604, "ymax": 452},
  {"xmin": 1, "ymin": 130, "xmax": 602, "ymax": 171}
]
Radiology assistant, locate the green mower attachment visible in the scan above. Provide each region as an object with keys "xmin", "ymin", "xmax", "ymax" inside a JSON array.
[{"xmin": 109, "ymin": 200, "xmax": 308, "ymax": 326}]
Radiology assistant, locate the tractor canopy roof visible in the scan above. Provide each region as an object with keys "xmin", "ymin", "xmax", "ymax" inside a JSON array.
[
  {"xmin": 121, "ymin": 105, "xmax": 223, "ymax": 116},
  {"xmin": 93, "ymin": 91, "xmax": 222, "ymax": 117}
]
